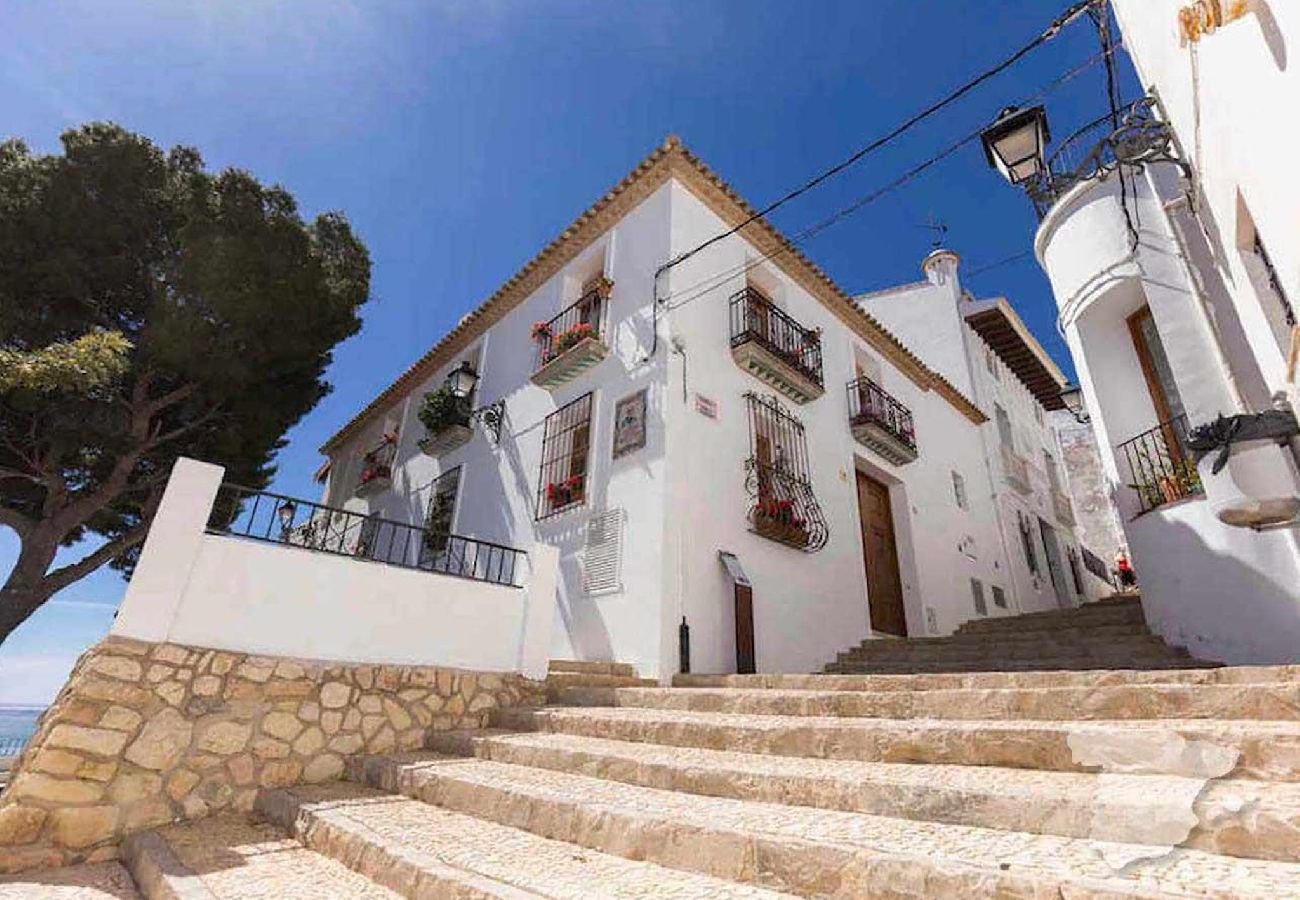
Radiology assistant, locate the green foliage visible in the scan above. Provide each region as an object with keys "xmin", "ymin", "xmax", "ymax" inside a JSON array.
[
  {"xmin": 0, "ymin": 123, "xmax": 370, "ymax": 631},
  {"xmin": 0, "ymin": 330, "xmax": 132, "ymax": 393},
  {"xmin": 417, "ymin": 386, "xmax": 470, "ymax": 435}
]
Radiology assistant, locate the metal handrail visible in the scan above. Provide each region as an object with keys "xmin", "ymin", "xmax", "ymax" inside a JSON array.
[
  {"xmin": 533, "ymin": 286, "xmax": 606, "ymax": 369},
  {"xmin": 846, "ymin": 376, "xmax": 916, "ymax": 450},
  {"xmin": 1116, "ymin": 415, "xmax": 1203, "ymax": 515},
  {"xmin": 207, "ymin": 484, "xmax": 526, "ymax": 587},
  {"xmin": 729, "ymin": 288, "xmax": 824, "ymax": 388}
]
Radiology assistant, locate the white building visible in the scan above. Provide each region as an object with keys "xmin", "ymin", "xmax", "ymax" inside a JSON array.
[
  {"xmin": 859, "ymin": 251, "xmax": 1112, "ymax": 615},
  {"xmin": 1020, "ymin": 0, "xmax": 1300, "ymax": 663},
  {"xmin": 317, "ymin": 138, "xmax": 1113, "ymax": 680}
]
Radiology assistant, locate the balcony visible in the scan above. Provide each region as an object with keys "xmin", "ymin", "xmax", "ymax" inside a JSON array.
[
  {"xmin": 729, "ymin": 288, "xmax": 824, "ymax": 404},
  {"xmin": 1052, "ymin": 488, "xmax": 1076, "ymax": 526},
  {"xmin": 847, "ymin": 377, "xmax": 917, "ymax": 465},
  {"xmin": 1002, "ymin": 446, "xmax": 1031, "ymax": 495},
  {"xmin": 1117, "ymin": 414, "xmax": 1204, "ymax": 516},
  {"xmin": 530, "ymin": 280, "xmax": 611, "ymax": 390},
  {"xmin": 354, "ymin": 433, "xmax": 397, "ymax": 497},
  {"xmin": 417, "ymin": 389, "xmax": 474, "ymax": 458}
]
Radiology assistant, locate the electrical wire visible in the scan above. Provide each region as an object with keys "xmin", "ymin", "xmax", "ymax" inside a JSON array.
[
  {"xmin": 659, "ymin": 0, "xmax": 1101, "ymax": 275},
  {"xmin": 964, "ymin": 250, "xmax": 1035, "ymax": 280},
  {"xmin": 660, "ymin": 42, "xmax": 1122, "ymax": 314}
]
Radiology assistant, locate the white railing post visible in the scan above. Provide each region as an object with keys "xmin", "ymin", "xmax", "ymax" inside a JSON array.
[{"xmin": 111, "ymin": 457, "xmax": 224, "ymax": 643}]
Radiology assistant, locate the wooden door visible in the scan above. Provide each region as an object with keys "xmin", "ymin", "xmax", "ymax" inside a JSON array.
[
  {"xmin": 857, "ymin": 472, "xmax": 907, "ymax": 637},
  {"xmin": 734, "ymin": 583, "xmax": 755, "ymax": 674}
]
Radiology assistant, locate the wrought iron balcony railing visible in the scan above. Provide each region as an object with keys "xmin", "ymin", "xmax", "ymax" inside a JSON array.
[
  {"xmin": 530, "ymin": 280, "xmax": 611, "ymax": 387},
  {"xmin": 1116, "ymin": 414, "xmax": 1204, "ymax": 516},
  {"xmin": 1025, "ymin": 97, "xmax": 1183, "ymax": 219},
  {"xmin": 208, "ymin": 484, "xmax": 526, "ymax": 587},
  {"xmin": 847, "ymin": 376, "xmax": 917, "ymax": 465},
  {"xmin": 729, "ymin": 288, "xmax": 824, "ymax": 402}
]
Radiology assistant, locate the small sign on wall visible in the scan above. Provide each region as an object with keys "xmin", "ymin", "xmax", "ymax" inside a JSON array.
[
  {"xmin": 612, "ymin": 389, "xmax": 648, "ymax": 459},
  {"xmin": 694, "ymin": 393, "xmax": 718, "ymax": 420}
]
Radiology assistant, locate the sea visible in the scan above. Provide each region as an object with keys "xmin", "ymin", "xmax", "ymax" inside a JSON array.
[{"xmin": 0, "ymin": 704, "xmax": 45, "ymax": 756}]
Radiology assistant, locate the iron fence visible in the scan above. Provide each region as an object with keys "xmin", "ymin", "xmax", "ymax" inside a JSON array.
[
  {"xmin": 729, "ymin": 288, "xmax": 824, "ymax": 388},
  {"xmin": 743, "ymin": 392, "xmax": 828, "ymax": 551},
  {"xmin": 207, "ymin": 484, "xmax": 525, "ymax": 587},
  {"xmin": 1116, "ymin": 415, "xmax": 1203, "ymax": 515},
  {"xmin": 846, "ymin": 376, "xmax": 916, "ymax": 451}
]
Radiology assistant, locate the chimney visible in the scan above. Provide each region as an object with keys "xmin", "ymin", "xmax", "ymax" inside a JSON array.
[{"xmin": 921, "ymin": 248, "xmax": 961, "ymax": 288}]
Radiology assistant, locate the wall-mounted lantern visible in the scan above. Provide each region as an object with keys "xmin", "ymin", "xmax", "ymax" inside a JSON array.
[
  {"xmin": 980, "ymin": 105, "xmax": 1051, "ymax": 186},
  {"xmin": 1059, "ymin": 382, "xmax": 1090, "ymax": 424}
]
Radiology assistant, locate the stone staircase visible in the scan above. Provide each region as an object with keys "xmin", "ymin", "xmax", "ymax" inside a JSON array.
[
  {"xmin": 11, "ymin": 655, "xmax": 1300, "ymax": 897},
  {"xmin": 825, "ymin": 595, "xmax": 1213, "ymax": 674}
]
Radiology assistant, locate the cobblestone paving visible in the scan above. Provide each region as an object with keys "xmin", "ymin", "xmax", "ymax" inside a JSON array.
[
  {"xmin": 285, "ymin": 781, "xmax": 796, "ymax": 898},
  {"xmin": 156, "ymin": 813, "xmax": 401, "ymax": 898},
  {"xmin": 373, "ymin": 754, "xmax": 1300, "ymax": 898},
  {"xmin": 0, "ymin": 863, "xmax": 139, "ymax": 899}
]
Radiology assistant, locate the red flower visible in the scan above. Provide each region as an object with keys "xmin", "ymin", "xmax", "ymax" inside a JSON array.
[{"xmin": 531, "ymin": 321, "xmax": 552, "ymax": 342}]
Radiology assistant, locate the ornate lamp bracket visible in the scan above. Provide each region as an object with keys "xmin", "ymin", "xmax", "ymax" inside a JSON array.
[{"xmin": 470, "ymin": 399, "xmax": 506, "ymax": 445}]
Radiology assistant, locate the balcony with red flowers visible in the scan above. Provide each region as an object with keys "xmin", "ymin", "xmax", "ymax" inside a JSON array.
[
  {"xmin": 530, "ymin": 278, "xmax": 612, "ymax": 390},
  {"xmin": 354, "ymin": 432, "xmax": 397, "ymax": 497}
]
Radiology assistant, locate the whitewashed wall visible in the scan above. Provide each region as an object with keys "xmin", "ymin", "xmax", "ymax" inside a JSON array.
[
  {"xmin": 862, "ymin": 257, "xmax": 1109, "ymax": 612},
  {"xmin": 660, "ymin": 183, "xmax": 1008, "ymax": 675},
  {"xmin": 325, "ymin": 184, "xmax": 673, "ymax": 677},
  {"xmin": 112, "ymin": 458, "xmax": 559, "ymax": 677}
]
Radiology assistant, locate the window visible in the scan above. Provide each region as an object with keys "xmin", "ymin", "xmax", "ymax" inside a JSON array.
[
  {"xmin": 1034, "ymin": 404, "xmax": 1044, "ymax": 426},
  {"xmin": 1018, "ymin": 512, "xmax": 1038, "ymax": 575},
  {"xmin": 952, "ymin": 471, "xmax": 968, "ymax": 510},
  {"xmin": 971, "ymin": 578, "xmax": 987, "ymax": 616},
  {"xmin": 1044, "ymin": 450, "xmax": 1062, "ymax": 492},
  {"xmin": 1068, "ymin": 547, "xmax": 1085, "ymax": 596},
  {"xmin": 537, "ymin": 393, "xmax": 593, "ymax": 519},
  {"xmin": 985, "ymin": 346, "xmax": 1000, "ymax": 381},
  {"xmin": 744, "ymin": 392, "xmax": 827, "ymax": 551},
  {"xmin": 991, "ymin": 585, "xmax": 1007, "ymax": 609},
  {"xmin": 419, "ymin": 467, "xmax": 461, "ymax": 566},
  {"xmin": 1238, "ymin": 194, "xmax": 1296, "ymax": 355},
  {"xmin": 995, "ymin": 404, "xmax": 1014, "ymax": 449}
]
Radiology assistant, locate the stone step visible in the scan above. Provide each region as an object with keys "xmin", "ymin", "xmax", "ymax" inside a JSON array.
[
  {"xmin": 957, "ymin": 603, "xmax": 1145, "ymax": 634},
  {"xmin": 558, "ymin": 683, "xmax": 1300, "ymax": 722},
  {"xmin": 256, "ymin": 781, "xmax": 795, "ymax": 898},
  {"xmin": 823, "ymin": 656, "xmax": 1215, "ymax": 675},
  {"xmin": 350, "ymin": 752, "xmax": 1300, "ymax": 898},
  {"xmin": 490, "ymin": 706, "xmax": 1300, "ymax": 781},
  {"xmin": 122, "ymin": 813, "xmax": 402, "ymax": 899},
  {"xmin": 543, "ymin": 672, "xmax": 657, "ymax": 703},
  {"xmin": 546, "ymin": 660, "xmax": 636, "ymax": 678},
  {"xmin": 0, "ymin": 862, "xmax": 141, "ymax": 899},
  {"xmin": 870, "ymin": 621, "xmax": 1156, "ymax": 646},
  {"xmin": 837, "ymin": 636, "xmax": 1186, "ymax": 662},
  {"xmin": 675, "ymin": 666, "xmax": 1293, "ymax": 692},
  {"xmin": 427, "ymin": 729, "xmax": 1300, "ymax": 863}
]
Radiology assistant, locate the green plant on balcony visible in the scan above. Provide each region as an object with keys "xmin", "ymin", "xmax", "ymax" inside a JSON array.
[
  {"xmin": 417, "ymin": 386, "xmax": 471, "ymax": 437},
  {"xmin": 1129, "ymin": 446, "xmax": 1202, "ymax": 509}
]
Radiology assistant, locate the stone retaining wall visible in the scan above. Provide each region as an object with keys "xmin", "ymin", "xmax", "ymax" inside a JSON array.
[{"xmin": 0, "ymin": 636, "xmax": 544, "ymax": 874}]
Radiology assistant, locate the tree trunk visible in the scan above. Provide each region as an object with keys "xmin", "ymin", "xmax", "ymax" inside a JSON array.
[{"xmin": 0, "ymin": 529, "xmax": 64, "ymax": 644}]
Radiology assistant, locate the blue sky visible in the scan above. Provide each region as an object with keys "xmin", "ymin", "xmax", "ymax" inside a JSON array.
[{"xmin": 0, "ymin": 0, "xmax": 1139, "ymax": 703}]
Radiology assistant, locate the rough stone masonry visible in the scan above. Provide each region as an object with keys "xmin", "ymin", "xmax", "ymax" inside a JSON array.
[{"xmin": 0, "ymin": 636, "xmax": 544, "ymax": 874}]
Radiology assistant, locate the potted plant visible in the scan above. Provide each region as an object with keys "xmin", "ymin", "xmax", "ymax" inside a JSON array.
[
  {"xmin": 752, "ymin": 498, "xmax": 808, "ymax": 546},
  {"xmin": 541, "ymin": 322, "xmax": 597, "ymax": 364},
  {"xmin": 545, "ymin": 475, "xmax": 585, "ymax": 511},
  {"xmin": 530, "ymin": 321, "xmax": 552, "ymax": 343},
  {"xmin": 417, "ymin": 387, "xmax": 473, "ymax": 456},
  {"xmin": 588, "ymin": 275, "xmax": 615, "ymax": 299},
  {"xmin": 355, "ymin": 434, "xmax": 395, "ymax": 495}
]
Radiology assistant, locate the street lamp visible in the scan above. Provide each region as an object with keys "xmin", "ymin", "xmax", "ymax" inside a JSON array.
[
  {"xmin": 276, "ymin": 500, "xmax": 297, "ymax": 538},
  {"xmin": 445, "ymin": 360, "xmax": 480, "ymax": 400},
  {"xmin": 980, "ymin": 105, "xmax": 1051, "ymax": 185},
  {"xmin": 1059, "ymin": 382, "xmax": 1090, "ymax": 424},
  {"xmin": 445, "ymin": 360, "xmax": 506, "ymax": 444}
]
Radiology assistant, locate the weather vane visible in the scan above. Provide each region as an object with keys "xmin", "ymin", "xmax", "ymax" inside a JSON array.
[{"xmin": 921, "ymin": 212, "xmax": 948, "ymax": 249}]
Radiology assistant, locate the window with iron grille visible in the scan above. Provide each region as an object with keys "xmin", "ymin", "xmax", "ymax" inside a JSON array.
[
  {"xmin": 952, "ymin": 471, "xmax": 968, "ymax": 510},
  {"xmin": 1018, "ymin": 511, "xmax": 1038, "ymax": 574},
  {"xmin": 743, "ymin": 392, "xmax": 828, "ymax": 551},
  {"xmin": 991, "ymin": 585, "xmax": 1007, "ymax": 609},
  {"xmin": 971, "ymin": 578, "xmax": 987, "ymax": 616},
  {"xmin": 537, "ymin": 393, "xmax": 593, "ymax": 519},
  {"xmin": 419, "ymin": 467, "xmax": 461, "ymax": 567},
  {"xmin": 1068, "ymin": 547, "xmax": 1085, "ymax": 596}
]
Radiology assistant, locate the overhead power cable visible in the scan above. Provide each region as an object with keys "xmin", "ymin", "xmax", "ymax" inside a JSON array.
[
  {"xmin": 965, "ymin": 250, "xmax": 1035, "ymax": 279},
  {"xmin": 660, "ymin": 0, "xmax": 1101, "ymax": 275},
  {"xmin": 660, "ymin": 42, "xmax": 1120, "ymax": 314}
]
